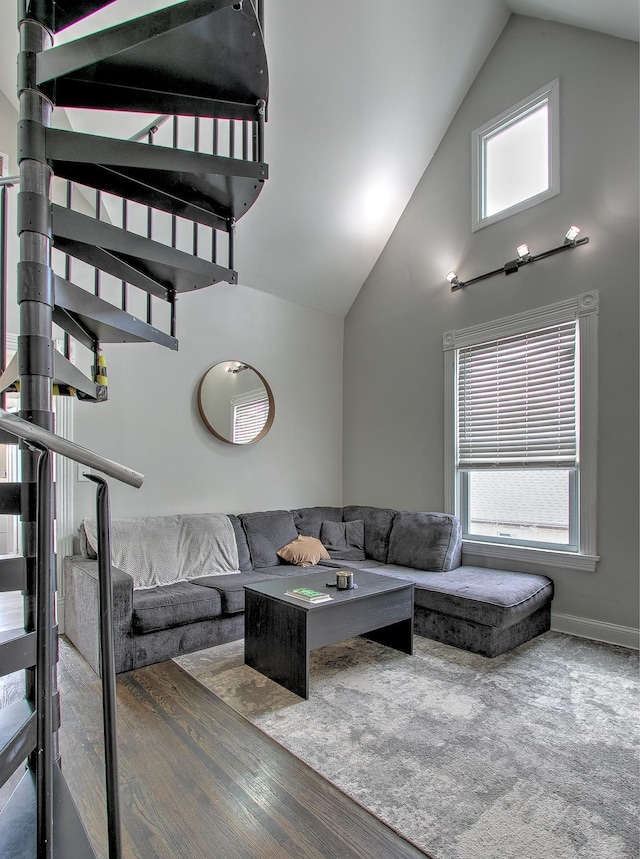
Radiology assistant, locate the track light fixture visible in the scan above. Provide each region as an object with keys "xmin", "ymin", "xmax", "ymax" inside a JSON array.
[
  {"xmin": 446, "ymin": 271, "xmax": 460, "ymax": 287},
  {"xmin": 447, "ymin": 225, "xmax": 589, "ymax": 291}
]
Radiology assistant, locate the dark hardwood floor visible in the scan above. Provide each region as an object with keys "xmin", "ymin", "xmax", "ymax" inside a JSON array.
[{"xmin": 1, "ymin": 594, "xmax": 431, "ymax": 858}]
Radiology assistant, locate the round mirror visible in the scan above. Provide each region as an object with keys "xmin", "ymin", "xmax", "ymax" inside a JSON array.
[{"xmin": 197, "ymin": 361, "xmax": 275, "ymax": 445}]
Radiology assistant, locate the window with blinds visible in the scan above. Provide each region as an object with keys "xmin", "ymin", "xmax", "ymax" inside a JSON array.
[
  {"xmin": 444, "ymin": 293, "xmax": 598, "ymax": 566},
  {"xmin": 457, "ymin": 322, "xmax": 577, "ymax": 469},
  {"xmin": 456, "ymin": 322, "xmax": 578, "ymax": 549},
  {"xmin": 231, "ymin": 388, "xmax": 269, "ymax": 444}
]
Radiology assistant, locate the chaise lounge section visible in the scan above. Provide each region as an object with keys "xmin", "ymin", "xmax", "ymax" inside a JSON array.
[{"xmin": 63, "ymin": 505, "xmax": 554, "ymax": 674}]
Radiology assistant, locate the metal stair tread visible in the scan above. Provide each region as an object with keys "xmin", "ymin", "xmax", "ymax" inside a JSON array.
[
  {"xmin": 53, "ymin": 275, "xmax": 178, "ymax": 351},
  {"xmin": 0, "ymin": 700, "xmax": 35, "ymax": 791},
  {"xmin": 0, "ymin": 353, "xmax": 103, "ymax": 403},
  {"xmin": 37, "ymin": 0, "xmax": 268, "ymax": 121},
  {"xmin": 29, "ymin": 1, "xmax": 117, "ymax": 34},
  {"xmin": 52, "ymin": 205, "xmax": 237, "ymax": 292},
  {"xmin": 0, "ymin": 628, "xmax": 36, "ymax": 678},
  {"xmin": 0, "ymin": 482, "xmax": 21, "ymax": 516},
  {"xmin": 0, "ymin": 765, "xmax": 96, "ymax": 858},
  {"xmin": 45, "ymin": 126, "xmax": 268, "ymax": 228},
  {"xmin": 0, "ymin": 554, "xmax": 27, "ymax": 592}
]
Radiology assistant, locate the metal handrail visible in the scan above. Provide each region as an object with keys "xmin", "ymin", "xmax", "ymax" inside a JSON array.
[
  {"xmin": 88, "ymin": 475, "xmax": 123, "ymax": 859},
  {"xmin": 0, "ymin": 408, "xmax": 144, "ymax": 487},
  {"xmin": 0, "ymin": 409, "xmax": 142, "ymax": 859},
  {"xmin": 0, "ymin": 175, "xmax": 19, "ymax": 187}
]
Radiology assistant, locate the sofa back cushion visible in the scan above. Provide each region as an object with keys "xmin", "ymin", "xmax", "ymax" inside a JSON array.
[
  {"xmin": 240, "ymin": 510, "xmax": 299, "ymax": 568},
  {"xmin": 343, "ymin": 505, "xmax": 397, "ymax": 562},
  {"xmin": 81, "ymin": 513, "xmax": 240, "ymax": 589},
  {"xmin": 320, "ymin": 519, "xmax": 365, "ymax": 561},
  {"xmin": 226, "ymin": 514, "xmax": 252, "ymax": 571},
  {"xmin": 387, "ymin": 512, "xmax": 462, "ymax": 572},
  {"xmin": 292, "ymin": 506, "xmax": 344, "ymax": 538}
]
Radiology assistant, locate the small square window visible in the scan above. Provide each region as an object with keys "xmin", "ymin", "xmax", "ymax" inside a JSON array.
[{"xmin": 472, "ymin": 79, "xmax": 559, "ymax": 231}]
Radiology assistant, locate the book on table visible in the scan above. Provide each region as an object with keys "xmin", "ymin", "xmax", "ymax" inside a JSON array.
[{"xmin": 285, "ymin": 587, "xmax": 333, "ymax": 603}]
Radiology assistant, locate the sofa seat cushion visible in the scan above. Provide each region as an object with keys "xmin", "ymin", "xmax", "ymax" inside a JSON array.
[
  {"xmin": 240, "ymin": 510, "xmax": 299, "ymax": 568},
  {"xmin": 387, "ymin": 512, "xmax": 462, "ymax": 571},
  {"xmin": 193, "ymin": 571, "xmax": 282, "ymax": 614},
  {"xmin": 254, "ymin": 563, "xmax": 335, "ymax": 576},
  {"xmin": 411, "ymin": 566, "xmax": 553, "ymax": 629},
  {"xmin": 319, "ymin": 558, "xmax": 382, "ymax": 573},
  {"xmin": 343, "ymin": 505, "xmax": 397, "ymax": 562},
  {"xmin": 132, "ymin": 582, "xmax": 223, "ymax": 634}
]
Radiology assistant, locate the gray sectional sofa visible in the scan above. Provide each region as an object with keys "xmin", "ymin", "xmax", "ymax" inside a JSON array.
[{"xmin": 63, "ymin": 505, "xmax": 554, "ymax": 675}]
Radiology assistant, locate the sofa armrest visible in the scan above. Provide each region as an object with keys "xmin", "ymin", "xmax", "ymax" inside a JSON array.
[{"xmin": 63, "ymin": 555, "xmax": 134, "ymax": 675}]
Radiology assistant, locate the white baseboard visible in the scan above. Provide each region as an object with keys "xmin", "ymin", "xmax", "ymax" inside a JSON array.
[{"xmin": 551, "ymin": 612, "xmax": 639, "ymax": 650}]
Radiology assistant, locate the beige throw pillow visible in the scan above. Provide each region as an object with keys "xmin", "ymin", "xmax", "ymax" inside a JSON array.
[{"xmin": 277, "ymin": 535, "xmax": 330, "ymax": 567}]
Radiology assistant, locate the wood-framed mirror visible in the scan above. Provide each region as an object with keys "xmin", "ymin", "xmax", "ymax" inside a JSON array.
[{"xmin": 197, "ymin": 361, "xmax": 275, "ymax": 445}]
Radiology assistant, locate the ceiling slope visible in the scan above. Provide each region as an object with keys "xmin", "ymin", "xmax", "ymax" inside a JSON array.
[{"xmin": 0, "ymin": 0, "xmax": 637, "ymax": 317}]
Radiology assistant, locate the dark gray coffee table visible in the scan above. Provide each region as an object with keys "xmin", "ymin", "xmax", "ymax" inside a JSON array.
[{"xmin": 244, "ymin": 570, "xmax": 414, "ymax": 699}]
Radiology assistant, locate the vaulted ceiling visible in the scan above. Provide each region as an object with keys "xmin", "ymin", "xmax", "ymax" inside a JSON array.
[{"xmin": 0, "ymin": 1, "xmax": 637, "ymax": 317}]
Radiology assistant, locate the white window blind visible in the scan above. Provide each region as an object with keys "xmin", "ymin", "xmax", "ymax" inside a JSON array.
[
  {"xmin": 457, "ymin": 321, "xmax": 577, "ymax": 468},
  {"xmin": 232, "ymin": 388, "xmax": 269, "ymax": 444}
]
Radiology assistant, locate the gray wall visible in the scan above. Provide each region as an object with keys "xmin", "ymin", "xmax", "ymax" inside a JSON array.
[
  {"xmin": 343, "ymin": 16, "xmax": 639, "ymax": 633},
  {"xmin": 73, "ymin": 282, "xmax": 344, "ymax": 518}
]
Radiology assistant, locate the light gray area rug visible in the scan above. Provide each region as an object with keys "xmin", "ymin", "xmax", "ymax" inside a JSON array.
[{"xmin": 175, "ymin": 632, "xmax": 639, "ymax": 859}]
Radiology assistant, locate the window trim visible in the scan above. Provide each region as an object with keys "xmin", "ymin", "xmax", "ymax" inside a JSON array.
[
  {"xmin": 471, "ymin": 79, "xmax": 560, "ymax": 232},
  {"xmin": 443, "ymin": 291, "xmax": 599, "ymax": 573}
]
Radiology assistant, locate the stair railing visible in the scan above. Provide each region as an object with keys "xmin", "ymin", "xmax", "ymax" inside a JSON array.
[
  {"xmin": 52, "ymin": 103, "xmax": 266, "ymax": 368},
  {"xmin": 0, "ymin": 406, "xmax": 143, "ymax": 859}
]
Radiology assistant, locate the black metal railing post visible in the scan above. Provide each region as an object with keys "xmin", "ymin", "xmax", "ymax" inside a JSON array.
[
  {"xmin": 87, "ymin": 474, "xmax": 123, "ymax": 859},
  {"xmin": 35, "ymin": 446, "xmax": 54, "ymax": 859}
]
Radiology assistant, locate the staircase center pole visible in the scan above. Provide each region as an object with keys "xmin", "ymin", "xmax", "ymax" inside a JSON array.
[{"xmin": 17, "ymin": 7, "xmax": 56, "ymax": 859}]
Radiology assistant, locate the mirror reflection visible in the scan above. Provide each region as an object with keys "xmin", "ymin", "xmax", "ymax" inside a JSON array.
[{"xmin": 197, "ymin": 361, "xmax": 274, "ymax": 445}]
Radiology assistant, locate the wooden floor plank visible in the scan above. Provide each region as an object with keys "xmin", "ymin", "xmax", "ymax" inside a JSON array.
[{"xmin": 55, "ymin": 639, "xmax": 431, "ymax": 859}]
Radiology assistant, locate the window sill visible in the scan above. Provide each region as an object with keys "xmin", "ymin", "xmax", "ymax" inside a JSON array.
[{"xmin": 461, "ymin": 539, "xmax": 599, "ymax": 574}]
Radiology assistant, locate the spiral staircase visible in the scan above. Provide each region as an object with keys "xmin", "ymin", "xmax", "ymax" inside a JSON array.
[{"xmin": 0, "ymin": 1, "xmax": 269, "ymax": 856}]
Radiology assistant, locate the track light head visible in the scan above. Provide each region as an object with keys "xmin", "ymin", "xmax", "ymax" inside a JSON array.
[{"xmin": 564, "ymin": 225, "xmax": 581, "ymax": 244}]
